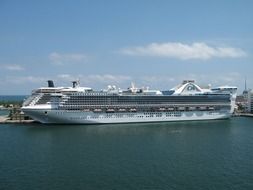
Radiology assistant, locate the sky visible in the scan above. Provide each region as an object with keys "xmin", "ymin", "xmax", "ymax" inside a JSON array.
[{"xmin": 0, "ymin": 0, "xmax": 253, "ymax": 95}]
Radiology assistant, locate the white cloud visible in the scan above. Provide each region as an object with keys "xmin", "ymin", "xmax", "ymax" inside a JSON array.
[
  {"xmin": 55, "ymin": 74, "xmax": 132, "ymax": 88},
  {"xmin": 57, "ymin": 74, "xmax": 74, "ymax": 80},
  {"xmin": 0, "ymin": 64, "xmax": 25, "ymax": 71},
  {"xmin": 140, "ymin": 76, "xmax": 175, "ymax": 83},
  {"xmin": 120, "ymin": 42, "xmax": 247, "ymax": 60},
  {"xmin": 49, "ymin": 52, "xmax": 88, "ymax": 65},
  {"xmin": 5, "ymin": 76, "xmax": 47, "ymax": 84},
  {"xmin": 211, "ymin": 72, "xmax": 242, "ymax": 84},
  {"xmin": 1, "ymin": 72, "xmax": 246, "ymax": 94},
  {"xmin": 84, "ymin": 74, "xmax": 132, "ymax": 84}
]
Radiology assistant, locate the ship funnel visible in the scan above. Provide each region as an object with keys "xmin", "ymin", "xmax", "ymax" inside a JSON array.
[
  {"xmin": 72, "ymin": 81, "xmax": 79, "ymax": 88},
  {"xmin": 47, "ymin": 80, "xmax": 55, "ymax": 87}
]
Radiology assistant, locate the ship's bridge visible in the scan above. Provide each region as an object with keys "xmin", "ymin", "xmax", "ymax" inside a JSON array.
[{"xmin": 211, "ymin": 86, "xmax": 237, "ymax": 94}]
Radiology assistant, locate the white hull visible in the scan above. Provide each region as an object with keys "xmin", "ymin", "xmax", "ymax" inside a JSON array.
[{"xmin": 23, "ymin": 109, "xmax": 231, "ymax": 124}]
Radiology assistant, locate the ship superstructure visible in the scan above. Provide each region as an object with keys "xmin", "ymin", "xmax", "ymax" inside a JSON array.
[{"xmin": 21, "ymin": 80, "xmax": 237, "ymax": 124}]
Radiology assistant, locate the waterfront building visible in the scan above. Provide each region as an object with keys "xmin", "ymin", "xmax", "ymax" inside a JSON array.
[{"xmin": 247, "ymin": 90, "xmax": 253, "ymax": 113}]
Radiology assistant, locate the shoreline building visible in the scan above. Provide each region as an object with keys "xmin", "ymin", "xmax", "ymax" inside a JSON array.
[
  {"xmin": 247, "ymin": 90, "xmax": 253, "ymax": 113},
  {"xmin": 240, "ymin": 79, "xmax": 253, "ymax": 113}
]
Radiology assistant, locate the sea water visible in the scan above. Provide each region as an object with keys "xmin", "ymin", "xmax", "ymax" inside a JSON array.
[{"xmin": 0, "ymin": 117, "xmax": 253, "ymax": 190}]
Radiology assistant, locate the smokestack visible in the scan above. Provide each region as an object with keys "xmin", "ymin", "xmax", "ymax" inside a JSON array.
[
  {"xmin": 47, "ymin": 80, "xmax": 55, "ymax": 87},
  {"xmin": 72, "ymin": 81, "xmax": 78, "ymax": 88}
]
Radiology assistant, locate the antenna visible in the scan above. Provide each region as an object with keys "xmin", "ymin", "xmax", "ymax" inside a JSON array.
[{"xmin": 245, "ymin": 77, "xmax": 247, "ymax": 91}]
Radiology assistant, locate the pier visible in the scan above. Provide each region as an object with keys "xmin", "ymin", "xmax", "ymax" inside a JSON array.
[
  {"xmin": 0, "ymin": 106, "xmax": 34, "ymax": 124},
  {"xmin": 0, "ymin": 115, "xmax": 34, "ymax": 124},
  {"xmin": 233, "ymin": 113, "xmax": 253, "ymax": 117}
]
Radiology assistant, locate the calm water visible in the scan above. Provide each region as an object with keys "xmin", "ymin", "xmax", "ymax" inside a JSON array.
[
  {"xmin": 0, "ymin": 95, "xmax": 27, "ymax": 102},
  {"xmin": 0, "ymin": 118, "xmax": 253, "ymax": 190},
  {"xmin": 0, "ymin": 110, "xmax": 9, "ymax": 116}
]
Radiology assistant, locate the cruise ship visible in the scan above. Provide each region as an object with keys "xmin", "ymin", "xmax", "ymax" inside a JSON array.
[{"xmin": 21, "ymin": 80, "xmax": 237, "ymax": 124}]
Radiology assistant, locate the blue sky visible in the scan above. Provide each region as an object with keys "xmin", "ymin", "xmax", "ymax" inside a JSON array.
[{"xmin": 0, "ymin": 0, "xmax": 252, "ymax": 94}]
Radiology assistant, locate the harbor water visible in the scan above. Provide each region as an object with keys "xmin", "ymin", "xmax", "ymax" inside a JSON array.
[{"xmin": 0, "ymin": 117, "xmax": 253, "ymax": 190}]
